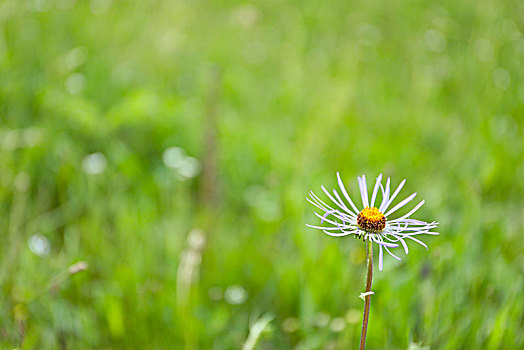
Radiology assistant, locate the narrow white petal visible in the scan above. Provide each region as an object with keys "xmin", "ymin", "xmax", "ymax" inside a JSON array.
[
  {"xmin": 389, "ymin": 200, "xmax": 425, "ymax": 223},
  {"xmin": 398, "ymin": 219, "xmax": 431, "ymax": 225},
  {"xmin": 371, "ymin": 235, "xmax": 399, "ymax": 248},
  {"xmin": 306, "ymin": 199, "xmax": 329, "ymax": 216},
  {"xmin": 384, "ymin": 246, "xmax": 401, "ymax": 261},
  {"xmin": 323, "ymin": 230, "xmax": 355, "ymax": 237},
  {"xmin": 332, "ymin": 189, "xmax": 357, "ymax": 218},
  {"xmin": 315, "ymin": 210, "xmax": 351, "ymax": 223},
  {"xmin": 314, "ymin": 212, "xmax": 355, "ymax": 228},
  {"xmin": 387, "ymin": 222, "xmax": 439, "ymax": 234},
  {"xmin": 395, "ymin": 221, "xmax": 437, "ymax": 229},
  {"xmin": 306, "ymin": 224, "xmax": 357, "ymax": 231},
  {"xmin": 308, "ymin": 192, "xmax": 332, "ymax": 210},
  {"xmin": 310, "ymin": 190, "xmax": 359, "ymax": 223},
  {"xmin": 382, "ymin": 179, "xmax": 406, "ymax": 212},
  {"xmin": 336, "ymin": 172, "xmax": 361, "ymax": 214},
  {"xmin": 307, "ymin": 196, "xmax": 334, "ymax": 214},
  {"xmin": 385, "ymin": 192, "xmax": 417, "ymax": 217},
  {"xmin": 357, "ymin": 177, "xmax": 363, "ymax": 206},
  {"xmin": 404, "ymin": 235, "xmax": 429, "ymax": 250},
  {"xmin": 376, "ymin": 240, "xmax": 399, "ymax": 248},
  {"xmin": 362, "ymin": 175, "xmax": 369, "ymax": 207},
  {"xmin": 401, "ymin": 225, "xmax": 439, "ymax": 232},
  {"xmin": 321, "ymin": 185, "xmax": 347, "ymax": 212},
  {"xmin": 401, "ymin": 231, "xmax": 440, "ymax": 236},
  {"xmin": 379, "ymin": 177, "xmax": 391, "ymax": 212},
  {"xmin": 358, "ymin": 176, "xmax": 369, "ymax": 207},
  {"xmin": 391, "ymin": 234, "xmax": 409, "ymax": 254},
  {"xmin": 370, "ymin": 174, "xmax": 383, "ymax": 207}
]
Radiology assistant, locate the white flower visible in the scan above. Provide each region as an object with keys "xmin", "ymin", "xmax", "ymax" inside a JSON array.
[{"xmin": 307, "ymin": 173, "xmax": 439, "ymax": 271}]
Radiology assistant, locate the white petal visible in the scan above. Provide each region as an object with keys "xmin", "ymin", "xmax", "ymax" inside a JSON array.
[
  {"xmin": 371, "ymin": 234, "xmax": 399, "ymax": 248},
  {"xmin": 309, "ymin": 191, "xmax": 337, "ymax": 213},
  {"xmin": 401, "ymin": 231, "xmax": 440, "ymax": 236},
  {"xmin": 404, "ymin": 235, "xmax": 428, "ymax": 250},
  {"xmin": 332, "ymin": 189, "xmax": 357, "ymax": 218},
  {"xmin": 378, "ymin": 177, "xmax": 391, "ymax": 212},
  {"xmin": 323, "ymin": 229, "xmax": 357, "ymax": 237},
  {"xmin": 385, "ymin": 192, "xmax": 417, "ymax": 217},
  {"xmin": 370, "ymin": 174, "xmax": 382, "ymax": 207},
  {"xmin": 358, "ymin": 175, "xmax": 369, "ymax": 208},
  {"xmin": 336, "ymin": 172, "xmax": 360, "ymax": 214},
  {"xmin": 306, "ymin": 224, "xmax": 357, "ymax": 231},
  {"xmin": 387, "ymin": 222, "xmax": 438, "ymax": 234},
  {"xmin": 384, "ymin": 246, "xmax": 401, "ymax": 261},
  {"xmin": 391, "ymin": 234, "xmax": 409, "ymax": 254},
  {"xmin": 398, "ymin": 219, "xmax": 431, "ymax": 225},
  {"xmin": 306, "ymin": 196, "xmax": 333, "ymax": 214},
  {"xmin": 321, "ymin": 185, "xmax": 347, "ymax": 212},
  {"xmin": 382, "ymin": 179, "xmax": 406, "ymax": 212},
  {"xmin": 389, "ymin": 200, "xmax": 425, "ymax": 223},
  {"xmin": 314, "ymin": 211, "xmax": 355, "ymax": 226},
  {"xmin": 314, "ymin": 212, "xmax": 355, "ymax": 228}
]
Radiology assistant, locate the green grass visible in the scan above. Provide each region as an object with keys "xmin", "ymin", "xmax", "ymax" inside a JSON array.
[{"xmin": 1, "ymin": 0, "xmax": 523, "ymax": 348}]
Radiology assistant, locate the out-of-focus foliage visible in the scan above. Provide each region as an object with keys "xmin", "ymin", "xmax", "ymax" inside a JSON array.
[{"xmin": 1, "ymin": 0, "xmax": 523, "ymax": 348}]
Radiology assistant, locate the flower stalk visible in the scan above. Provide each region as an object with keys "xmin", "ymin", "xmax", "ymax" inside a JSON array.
[{"xmin": 359, "ymin": 239, "xmax": 373, "ymax": 350}]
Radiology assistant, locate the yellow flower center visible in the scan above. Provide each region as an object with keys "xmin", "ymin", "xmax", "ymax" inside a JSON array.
[{"xmin": 357, "ymin": 207, "xmax": 386, "ymax": 233}]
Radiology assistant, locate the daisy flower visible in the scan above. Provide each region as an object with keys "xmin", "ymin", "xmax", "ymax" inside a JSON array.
[{"xmin": 307, "ymin": 173, "xmax": 439, "ymax": 271}]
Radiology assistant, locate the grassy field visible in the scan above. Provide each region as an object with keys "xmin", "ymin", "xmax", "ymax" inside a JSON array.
[{"xmin": 1, "ymin": 0, "xmax": 523, "ymax": 349}]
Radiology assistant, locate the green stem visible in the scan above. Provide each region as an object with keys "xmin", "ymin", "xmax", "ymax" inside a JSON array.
[{"xmin": 359, "ymin": 239, "xmax": 373, "ymax": 350}]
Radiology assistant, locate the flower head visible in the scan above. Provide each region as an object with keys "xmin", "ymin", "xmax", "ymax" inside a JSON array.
[{"xmin": 306, "ymin": 173, "xmax": 439, "ymax": 270}]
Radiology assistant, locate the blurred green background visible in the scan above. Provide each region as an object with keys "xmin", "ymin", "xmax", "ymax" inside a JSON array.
[{"xmin": 1, "ymin": 0, "xmax": 523, "ymax": 349}]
